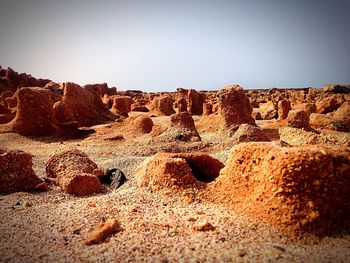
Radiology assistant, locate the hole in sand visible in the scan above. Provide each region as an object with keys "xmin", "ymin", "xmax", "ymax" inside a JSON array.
[{"xmin": 186, "ymin": 160, "xmax": 221, "ymax": 183}]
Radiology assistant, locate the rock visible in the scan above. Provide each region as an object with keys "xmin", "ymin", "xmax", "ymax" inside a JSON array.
[
  {"xmin": 46, "ymin": 149, "xmax": 103, "ymax": 195},
  {"xmin": 61, "ymin": 82, "xmax": 116, "ymax": 126},
  {"xmin": 136, "ymin": 152, "xmax": 224, "ymax": 190},
  {"xmin": 0, "ymin": 87, "xmax": 60, "ymax": 136},
  {"xmin": 277, "ymin": 100, "xmax": 291, "ymax": 120},
  {"xmin": 110, "ymin": 96, "xmax": 133, "ymax": 117},
  {"xmin": 127, "ymin": 115, "xmax": 153, "ymax": 134},
  {"xmin": 333, "ymin": 101, "xmax": 350, "ymax": 131},
  {"xmin": 316, "ymin": 96, "xmax": 343, "ymax": 114},
  {"xmin": 175, "ymin": 97, "xmax": 187, "ymax": 113},
  {"xmin": 130, "ymin": 104, "xmax": 149, "ymax": 112},
  {"xmin": 188, "ymin": 89, "xmax": 205, "ymax": 115},
  {"xmin": 207, "ymin": 142, "xmax": 350, "ymax": 235},
  {"xmin": 202, "ymin": 103, "xmax": 213, "ymax": 115},
  {"xmin": 309, "ymin": 113, "xmax": 335, "ymax": 130},
  {"xmin": 293, "ymin": 103, "xmax": 317, "ymax": 116},
  {"xmin": 101, "ymin": 168, "xmax": 127, "ymax": 189},
  {"xmin": 85, "ymin": 218, "xmax": 122, "ymax": 245},
  {"xmin": 231, "ymin": 124, "xmax": 270, "ymax": 143},
  {"xmin": 323, "ymin": 84, "xmax": 350, "ymax": 94},
  {"xmin": 0, "ymin": 148, "xmax": 43, "ymax": 193},
  {"xmin": 53, "ymin": 101, "xmax": 75, "ymax": 123},
  {"xmin": 286, "ymin": 109, "xmax": 311, "ymax": 130},
  {"xmin": 260, "ymin": 101, "xmax": 277, "ymax": 120},
  {"xmin": 192, "ymin": 220, "xmax": 215, "ymax": 231},
  {"xmin": 149, "ymin": 96, "xmax": 175, "ymax": 116},
  {"xmin": 168, "ymin": 112, "xmax": 200, "ymax": 141}
]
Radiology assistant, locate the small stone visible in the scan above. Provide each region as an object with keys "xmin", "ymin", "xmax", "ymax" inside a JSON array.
[
  {"xmin": 34, "ymin": 182, "xmax": 48, "ymax": 191},
  {"xmin": 101, "ymin": 168, "xmax": 127, "ymax": 189},
  {"xmin": 85, "ymin": 218, "xmax": 122, "ymax": 245},
  {"xmin": 236, "ymin": 248, "xmax": 247, "ymax": 257},
  {"xmin": 192, "ymin": 220, "xmax": 214, "ymax": 231}
]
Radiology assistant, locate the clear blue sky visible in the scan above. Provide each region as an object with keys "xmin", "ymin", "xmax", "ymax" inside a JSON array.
[{"xmin": 1, "ymin": 0, "xmax": 349, "ymax": 91}]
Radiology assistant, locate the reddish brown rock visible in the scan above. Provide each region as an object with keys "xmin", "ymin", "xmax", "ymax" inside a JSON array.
[
  {"xmin": 176, "ymin": 97, "xmax": 188, "ymax": 113},
  {"xmin": 110, "ymin": 96, "xmax": 133, "ymax": 117},
  {"xmin": 136, "ymin": 152, "xmax": 224, "ymax": 190},
  {"xmin": 149, "ymin": 96, "xmax": 175, "ymax": 116},
  {"xmin": 188, "ymin": 89, "xmax": 205, "ymax": 115},
  {"xmin": 130, "ymin": 103, "xmax": 149, "ymax": 112},
  {"xmin": 61, "ymin": 82, "xmax": 116, "ymax": 126},
  {"xmin": 0, "ymin": 148, "xmax": 43, "ymax": 193},
  {"xmin": 286, "ymin": 109, "xmax": 311, "ymax": 130},
  {"xmin": 333, "ymin": 101, "xmax": 350, "ymax": 131},
  {"xmin": 277, "ymin": 100, "xmax": 291, "ymax": 120},
  {"xmin": 260, "ymin": 101, "xmax": 277, "ymax": 120},
  {"xmin": 293, "ymin": 103, "xmax": 317, "ymax": 116},
  {"xmin": 0, "ymin": 87, "xmax": 60, "ymax": 136},
  {"xmin": 316, "ymin": 96, "xmax": 343, "ymax": 114},
  {"xmin": 206, "ymin": 142, "xmax": 350, "ymax": 235},
  {"xmin": 202, "ymin": 103, "xmax": 213, "ymax": 115},
  {"xmin": 126, "ymin": 115, "xmax": 153, "ymax": 133},
  {"xmin": 85, "ymin": 218, "xmax": 122, "ymax": 245},
  {"xmin": 46, "ymin": 149, "xmax": 103, "ymax": 196},
  {"xmin": 53, "ymin": 101, "xmax": 75, "ymax": 123},
  {"xmin": 217, "ymin": 85, "xmax": 255, "ymax": 128},
  {"xmin": 231, "ymin": 124, "xmax": 270, "ymax": 143}
]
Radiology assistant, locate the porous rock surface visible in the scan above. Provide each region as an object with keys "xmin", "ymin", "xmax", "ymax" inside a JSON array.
[{"xmin": 46, "ymin": 149, "xmax": 103, "ymax": 196}]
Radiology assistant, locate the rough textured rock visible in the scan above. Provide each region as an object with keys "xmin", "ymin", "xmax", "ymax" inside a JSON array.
[
  {"xmin": 202, "ymin": 103, "xmax": 213, "ymax": 115},
  {"xmin": 85, "ymin": 219, "xmax": 122, "ymax": 245},
  {"xmin": 260, "ymin": 101, "xmax": 277, "ymax": 120},
  {"xmin": 293, "ymin": 103, "xmax": 317, "ymax": 116},
  {"xmin": 206, "ymin": 142, "xmax": 350, "ymax": 235},
  {"xmin": 333, "ymin": 101, "xmax": 350, "ymax": 131},
  {"xmin": 46, "ymin": 149, "xmax": 103, "ymax": 195},
  {"xmin": 0, "ymin": 148, "xmax": 43, "ymax": 193},
  {"xmin": 136, "ymin": 152, "xmax": 224, "ymax": 190},
  {"xmin": 0, "ymin": 87, "xmax": 60, "ymax": 136},
  {"xmin": 110, "ymin": 96, "xmax": 133, "ymax": 117},
  {"xmin": 53, "ymin": 101, "xmax": 75, "ymax": 123},
  {"xmin": 188, "ymin": 89, "xmax": 205, "ymax": 115},
  {"xmin": 323, "ymin": 84, "xmax": 350, "ymax": 94},
  {"xmin": 231, "ymin": 124, "xmax": 270, "ymax": 144},
  {"xmin": 175, "ymin": 97, "xmax": 187, "ymax": 113},
  {"xmin": 130, "ymin": 103, "xmax": 149, "ymax": 112},
  {"xmin": 159, "ymin": 112, "xmax": 201, "ymax": 142},
  {"xmin": 277, "ymin": 100, "xmax": 291, "ymax": 120},
  {"xmin": 61, "ymin": 82, "xmax": 116, "ymax": 126},
  {"xmin": 286, "ymin": 109, "xmax": 311, "ymax": 130},
  {"xmin": 126, "ymin": 115, "xmax": 153, "ymax": 134},
  {"xmin": 316, "ymin": 96, "xmax": 343, "ymax": 114},
  {"xmin": 149, "ymin": 96, "xmax": 175, "ymax": 116}
]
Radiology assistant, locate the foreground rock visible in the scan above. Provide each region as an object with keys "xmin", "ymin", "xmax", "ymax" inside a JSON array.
[
  {"xmin": 230, "ymin": 124, "xmax": 270, "ymax": 144},
  {"xmin": 136, "ymin": 153, "xmax": 224, "ymax": 190},
  {"xmin": 46, "ymin": 149, "xmax": 103, "ymax": 196},
  {"xmin": 286, "ymin": 109, "xmax": 311, "ymax": 130},
  {"xmin": 0, "ymin": 148, "xmax": 44, "ymax": 193},
  {"xmin": 206, "ymin": 142, "xmax": 350, "ymax": 235},
  {"xmin": 85, "ymin": 219, "xmax": 122, "ymax": 245}
]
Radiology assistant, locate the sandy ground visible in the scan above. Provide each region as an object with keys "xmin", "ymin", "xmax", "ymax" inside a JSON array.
[{"xmin": 1, "ymin": 114, "xmax": 350, "ymax": 262}]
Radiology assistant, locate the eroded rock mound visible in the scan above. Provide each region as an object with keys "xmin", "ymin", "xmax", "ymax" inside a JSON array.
[
  {"xmin": 0, "ymin": 87, "xmax": 60, "ymax": 136},
  {"xmin": 206, "ymin": 142, "xmax": 350, "ymax": 235},
  {"xmin": 286, "ymin": 109, "xmax": 311, "ymax": 130},
  {"xmin": 277, "ymin": 100, "xmax": 291, "ymax": 120},
  {"xmin": 61, "ymin": 82, "xmax": 116, "ymax": 126},
  {"xmin": 46, "ymin": 149, "xmax": 103, "ymax": 196},
  {"xmin": 231, "ymin": 124, "xmax": 270, "ymax": 144},
  {"xmin": 0, "ymin": 148, "xmax": 43, "ymax": 193},
  {"xmin": 110, "ymin": 96, "xmax": 133, "ymax": 117},
  {"xmin": 149, "ymin": 96, "xmax": 175, "ymax": 116},
  {"xmin": 136, "ymin": 152, "xmax": 224, "ymax": 190}
]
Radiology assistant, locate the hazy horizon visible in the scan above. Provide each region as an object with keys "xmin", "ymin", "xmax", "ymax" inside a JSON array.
[{"xmin": 1, "ymin": 0, "xmax": 350, "ymax": 92}]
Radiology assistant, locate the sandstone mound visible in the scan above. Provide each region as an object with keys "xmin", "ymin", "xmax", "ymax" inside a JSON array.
[
  {"xmin": 206, "ymin": 142, "xmax": 350, "ymax": 235},
  {"xmin": 277, "ymin": 100, "xmax": 291, "ymax": 120},
  {"xmin": 198, "ymin": 85, "xmax": 255, "ymax": 132},
  {"xmin": 61, "ymin": 82, "xmax": 116, "ymax": 126},
  {"xmin": 157, "ymin": 112, "xmax": 201, "ymax": 142},
  {"xmin": 46, "ymin": 149, "xmax": 103, "ymax": 196},
  {"xmin": 230, "ymin": 124, "xmax": 270, "ymax": 144},
  {"xmin": 0, "ymin": 87, "xmax": 61, "ymax": 136},
  {"xmin": 136, "ymin": 152, "xmax": 224, "ymax": 190},
  {"xmin": 149, "ymin": 96, "xmax": 175, "ymax": 116},
  {"xmin": 126, "ymin": 115, "xmax": 153, "ymax": 134},
  {"xmin": 0, "ymin": 148, "xmax": 43, "ymax": 193},
  {"xmin": 110, "ymin": 96, "xmax": 133, "ymax": 117},
  {"xmin": 188, "ymin": 89, "xmax": 205, "ymax": 115},
  {"xmin": 286, "ymin": 109, "xmax": 311, "ymax": 130}
]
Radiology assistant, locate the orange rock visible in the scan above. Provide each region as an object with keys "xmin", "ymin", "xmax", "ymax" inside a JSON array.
[{"xmin": 85, "ymin": 219, "xmax": 122, "ymax": 245}]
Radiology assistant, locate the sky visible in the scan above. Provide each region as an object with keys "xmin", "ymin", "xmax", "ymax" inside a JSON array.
[{"xmin": 0, "ymin": 0, "xmax": 349, "ymax": 92}]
